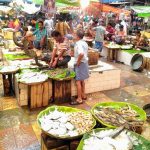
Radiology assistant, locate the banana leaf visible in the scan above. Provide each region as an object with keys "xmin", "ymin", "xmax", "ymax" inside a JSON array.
[
  {"xmin": 91, "ymin": 102, "xmax": 147, "ymax": 128},
  {"xmin": 123, "ymin": 49, "xmax": 145, "ymax": 54},
  {"xmin": 4, "ymin": 53, "xmax": 31, "ymax": 61},
  {"xmin": 37, "ymin": 105, "xmax": 96, "ymax": 140},
  {"xmin": 45, "ymin": 68, "xmax": 75, "ymax": 81},
  {"xmin": 77, "ymin": 128, "xmax": 150, "ymax": 150}
]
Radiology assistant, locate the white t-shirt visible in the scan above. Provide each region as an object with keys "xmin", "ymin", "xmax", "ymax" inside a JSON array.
[
  {"xmin": 119, "ymin": 12, "xmax": 125, "ymax": 21},
  {"xmin": 121, "ymin": 20, "xmax": 128, "ymax": 35},
  {"xmin": 44, "ymin": 19, "xmax": 54, "ymax": 30},
  {"xmin": 74, "ymin": 40, "xmax": 88, "ymax": 64}
]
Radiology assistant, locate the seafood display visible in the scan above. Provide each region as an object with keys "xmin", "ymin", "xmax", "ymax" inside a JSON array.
[
  {"xmin": 106, "ymin": 43, "xmax": 120, "ymax": 49},
  {"xmin": 37, "ymin": 106, "xmax": 96, "ymax": 139},
  {"xmin": 69, "ymin": 112, "xmax": 94, "ymax": 134},
  {"xmin": 16, "ymin": 69, "xmax": 48, "ymax": 84},
  {"xmin": 0, "ymin": 66, "xmax": 19, "ymax": 73},
  {"xmin": 92, "ymin": 102, "xmax": 146, "ymax": 129},
  {"xmin": 77, "ymin": 128, "xmax": 150, "ymax": 150},
  {"xmin": 121, "ymin": 45, "xmax": 133, "ymax": 50},
  {"xmin": 45, "ymin": 68, "xmax": 75, "ymax": 80}
]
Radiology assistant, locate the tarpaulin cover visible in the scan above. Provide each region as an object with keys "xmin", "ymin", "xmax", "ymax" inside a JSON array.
[
  {"xmin": 131, "ymin": 6, "xmax": 150, "ymax": 18},
  {"xmin": 85, "ymin": 2, "xmax": 130, "ymax": 16}
]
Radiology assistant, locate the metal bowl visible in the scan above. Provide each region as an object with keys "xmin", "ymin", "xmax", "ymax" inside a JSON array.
[{"xmin": 143, "ymin": 104, "xmax": 150, "ymax": 122}]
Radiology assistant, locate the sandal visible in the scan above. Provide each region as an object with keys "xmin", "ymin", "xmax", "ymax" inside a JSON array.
[
  {"xmin": 82, "ymin": 97, "xmax": 87, "ymax": 101},
  {"xmin": 70, "ymin": 99, "xmax": 83, "ymax": 105}
]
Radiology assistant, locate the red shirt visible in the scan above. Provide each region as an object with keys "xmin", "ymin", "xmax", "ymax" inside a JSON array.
[{"xmin": 106, "ymin": 26, "xmax": 115, "ymax": 34}]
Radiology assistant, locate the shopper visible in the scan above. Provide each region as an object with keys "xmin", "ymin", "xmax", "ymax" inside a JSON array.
[
  {"xmin": 33, "ymin": 20, "xmax": 47, "ymax": 50},
  {"xmin": 71, "ymin": 29, "xmax": 89, "ymax": 105},
  {"xmin": 55, "ymin": 17, "xmax": 71, "ymax": 36}
]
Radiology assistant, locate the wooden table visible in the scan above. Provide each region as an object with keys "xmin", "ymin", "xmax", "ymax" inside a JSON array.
[
  {"xmin": 0, "ymin": 69, "xmax": 19, "ymax": 96},
  {"xmin": 105, "ymin": 46, "xmax": 120, "ymax": 62}
]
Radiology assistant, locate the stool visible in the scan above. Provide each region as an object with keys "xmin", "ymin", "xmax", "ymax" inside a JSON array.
[
  {"xmin": 1, "ymin": 72, "xmax": 16, "ymax": 96},
  {"xmin": 107, "ymin": 48, "xmax": 120, "ymax": 62},
  {"xmin": 52, "ymin": 79, "xmax": 71, "ymax": 104},
  {"xmin": 41, "ymin": 132, "xmax": 80, "ymax": 150}
]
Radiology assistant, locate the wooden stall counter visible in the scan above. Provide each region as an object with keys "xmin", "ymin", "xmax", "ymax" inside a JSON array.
[
  {"xmin": 104, "ymin": 44, "xmax": 120, "ymax": 62},
  {"xmin": 0, "ymin": 67, "xmax": 19, "ymax": 96},
  {"xmin": 15, "ymin": 79, "xmax": 52, "ymax": 109}
]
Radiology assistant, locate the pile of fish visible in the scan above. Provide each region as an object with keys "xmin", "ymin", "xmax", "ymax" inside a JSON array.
[
  {"xmin": 94, "ymin": 105, "xmax": 144, "ymax": 128},
  {"xmin": 121, "ymin": 44, "xmax": 133, "ymax": 49},
  {"xmin": 17, "ymin": 69, "xmax": 48, "ymax": 84},
  {"xmin": 46, "ymin": 68, "xmax": 65, "ymax": 78},
  {"xmin": 83, "ymin": 127, "xmax": 141, "ymax": 150},
  {"xmin": 39, "ymin": 109, "xmax": 94, "ymax": 138},
  {"xmin": 45, "ymin": 68, "xmax": 75, "ymax": 80},
  {"xmin": 107, "ymin": 43, "xmax": 120, "ymax": 49},
  {"xmin": 69, "ymin": 112, "xmax": 94, "ymax": 134},
  {"xmin": 0, "ymin": 66, "xmax": 19, "ymax": 73}
]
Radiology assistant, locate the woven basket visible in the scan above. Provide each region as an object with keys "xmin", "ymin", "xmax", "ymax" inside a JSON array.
[{"xmin": 88, "ymin": 50, "xmax": 99, "ymax": 65}]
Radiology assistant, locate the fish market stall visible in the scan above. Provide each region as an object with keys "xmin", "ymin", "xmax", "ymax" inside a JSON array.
[
  {"xmin": 38, "ymin": 103, "xmax": 148, "ymax": 150},
  {"xmin": 77, "ymin": 128, "xmax": 150, "ymax": 150},
  {"xmin": 0, "ymin": 66, "xmax": 19, "ymax": 96},
  {"xmin": 38, "ymin": 105, "xmax": 96, "ymax": 150},
  {"xmin": 45, "ymin": 69, "xmax": 75, "ymax": 104},
  {"xmin": 0, "ymin": 44, "xmax": 121, "ymax": 108},
  {"xmin": 91, "ymin": 102, "xmax": 146, "ymax": 134},
  {"xmin": 104, "ymin": 43, "xmax": 121, "ymax": 62}
]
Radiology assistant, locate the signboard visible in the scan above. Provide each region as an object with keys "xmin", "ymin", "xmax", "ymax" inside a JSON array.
[{"xmin": 42, "ymin": 0, "xmax": 56, "ymax": 14}]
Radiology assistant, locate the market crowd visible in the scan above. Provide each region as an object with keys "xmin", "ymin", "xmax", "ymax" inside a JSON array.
[{"xmin": 1, "ymin": 10, "xmax": 150, "ymax": 104}]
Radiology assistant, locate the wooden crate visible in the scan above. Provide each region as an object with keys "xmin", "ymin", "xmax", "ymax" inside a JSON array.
[
  {"xmin": 29, "ymin": 81, "xmax": 52, "ymax": 109},
  {"xmin": 15, "ymin": 77, "xmax": 52, "ymax": 108}
]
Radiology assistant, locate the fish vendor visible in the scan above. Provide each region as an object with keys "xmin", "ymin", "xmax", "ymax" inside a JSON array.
[{"xmin": 48, "ymin": 30, "xmax": 71, "ymax": 68}]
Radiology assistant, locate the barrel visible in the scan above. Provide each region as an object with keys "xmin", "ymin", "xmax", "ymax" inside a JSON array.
[
  {"xmin": 131, "ymin": 54, "xmax": 146, "ymax": 72},
  {"xmin": 88, "ymin": 50, "xmax": 99, "ymax": 66}
]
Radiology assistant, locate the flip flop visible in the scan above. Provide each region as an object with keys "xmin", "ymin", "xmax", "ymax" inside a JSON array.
[
  {"xmin": 82, "ymin": 97, "xmax": 87, "ymax": 101},
  {"xmin": 70, "ymin": 99, "xmax": 83, "ymax": 105}
]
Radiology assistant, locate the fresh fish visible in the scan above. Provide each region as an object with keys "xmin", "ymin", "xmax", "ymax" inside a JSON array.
[{"xmin": 90, "ymin": 126, "xmax": 125, "ymax": 139}]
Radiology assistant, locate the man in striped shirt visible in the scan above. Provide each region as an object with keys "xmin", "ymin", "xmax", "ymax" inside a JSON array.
[{"xmin": 49, "ymin": 30, "xmax": 71, "ymax": 68}]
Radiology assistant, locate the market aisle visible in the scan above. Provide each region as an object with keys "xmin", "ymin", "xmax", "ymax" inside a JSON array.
[{"xmin": 0, "ymin": 62, "xmax": 150, "ymax": 149}]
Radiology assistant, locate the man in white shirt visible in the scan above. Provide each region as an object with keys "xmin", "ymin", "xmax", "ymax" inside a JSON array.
[
  {"xmin": 44, "ymin": 14, "xmax": 54, "ymax": 37},
  {"xmin": 71, "ymin": 29, "xmax": 89, "ymax": 105}
]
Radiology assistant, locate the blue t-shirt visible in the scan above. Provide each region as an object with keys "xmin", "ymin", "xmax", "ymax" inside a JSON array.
[{"xmin": 33, "ymin": 28, "xmax": 47, "ymax": 41}]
